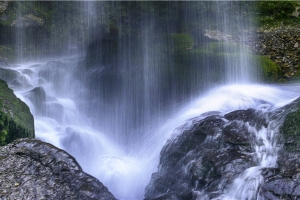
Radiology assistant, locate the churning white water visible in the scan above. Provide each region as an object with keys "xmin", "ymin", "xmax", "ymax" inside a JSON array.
[{"xmin": 2, "ymin": 57, "xmax": 300, "ymax": 199}]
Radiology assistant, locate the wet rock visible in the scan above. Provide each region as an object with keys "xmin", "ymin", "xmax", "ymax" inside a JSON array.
[
  {"xmin": 145, "ymin": 110, "xmax": 262, "ymax": 200},
  {"xmin": 223, "ymin": 121, "xmax": 252, "ymax": 145},
  {"xmin": 146, "ymin": 97, "xmax": 300, "ymax": 200},
  {"xmin": 279, "ymin": 97, "xmax": 300, "ymax": 152},
  {"xmin": 25, "ymin": 86, "xmax": 46, "ymax": 110},
  {"xmin": 0, "ymin": 67, "xmax": 19, "ymax": 84},
  {"xmin": 260, "ymin": 167, "xmax": 300, "ymax": 199},
  {"xmin": 0, "ymin": 138, "xmax": 116, "ymax": 200},
  {"xmin": 224, "ymin": 108, "xmax": 267, "ymax": 129}
]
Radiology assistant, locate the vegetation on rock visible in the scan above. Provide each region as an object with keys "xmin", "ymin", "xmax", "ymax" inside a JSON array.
[
  {"xmin": 255, "ymin": 55, "xmax": 282, "ymax": 82},
  {"xmin": 256, "ymin": 1, "xmax": 300, "ymax": 28},
  {"xmin": 0, "ymin": 79, "xmax": 34, "ymax": 145}
]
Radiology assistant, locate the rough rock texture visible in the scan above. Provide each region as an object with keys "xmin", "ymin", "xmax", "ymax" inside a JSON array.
[
  {"xmin": 145, "ymin": 108, "xmax": 267, "ymax": 200},
  {"xmin": 0, "ymin": 78, "xmax": 34, "ymax": 145},
  {"xmin": 0, "ymin": 1, "xmax": 8, "ymax": 15},
  {"xmin": 145, "ymin": 97, "xmax": 300, "ymax": 200},
  {"xmin": 248, "ymin": 28, "xmax": 300, "ymax": 79},
  {"xmin": 0, "ymin": 138, "xmax": 116, "ymax": 200}
]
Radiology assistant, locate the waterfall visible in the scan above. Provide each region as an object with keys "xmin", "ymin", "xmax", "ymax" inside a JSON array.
[{"xmin": 1, "ymin": 1, "xmax": 300, "ymax": 200}]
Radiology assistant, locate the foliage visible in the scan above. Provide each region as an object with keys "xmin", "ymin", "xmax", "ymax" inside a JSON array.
[
  {"xmin": 0, "ymin": 79, "xmax": 34, "ymax": 139},
  {"xmin": 256, "ymin": 55, "xmax": 282, "ymax": 82},
  {"xmin": 171, "ymin": 34, "xmax": 194, "ymax": 52},
  {"xmin": 256, "ymin": 0, "xmax": 300, "ymax": 27},
  {"xmin": 257, "ymin": 1, "xmax": 298, "ymax": 19}
]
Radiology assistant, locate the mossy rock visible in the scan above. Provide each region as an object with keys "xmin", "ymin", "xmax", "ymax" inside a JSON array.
[
  {"xmin": 254, "ymin": 55, "xmax": 282, "ymax": 82},
  {"xmin": 0, "ymin": 79, "xmax": 34, "ymax": 145},
  {"xmin": 281, "ymin": 108, "xmax": 300, "ymax": 152},
  {"xmin": 170, "ymin": 33, "xmax": 194, "ymax": 52}
]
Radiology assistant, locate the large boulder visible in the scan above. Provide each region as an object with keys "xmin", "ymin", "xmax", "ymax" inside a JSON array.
[
  {"xmin": 0, "ymin": 79, "xmax": 34, "ymax": 145},
  {"xmin": 0, "ymin": 138, "xmax": 116, "ymax": 200},
  {"xmin": 145, "ymin": 109, "xmax": 266, "ymax": 200},
  {"xmin": 145, "ymin": 97, "xmax": 300, "ymax": 200}
]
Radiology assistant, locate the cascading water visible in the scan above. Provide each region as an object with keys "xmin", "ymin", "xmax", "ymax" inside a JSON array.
[{"xmin": 1, "ymin": 1, "xmax": 300, "ymax": 200}]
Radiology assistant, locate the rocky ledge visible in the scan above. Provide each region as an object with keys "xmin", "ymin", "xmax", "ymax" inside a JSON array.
[
  {"xmin": 145, "ymin": 97, "xmax": 300, "ymax": 200},
  {"xmin": 0, "ymin": 138, "xmax": 116, "ymax": 200},
  {"xmin": 249, "ymin": 27, "xmax": 300, "ymax": 79}
]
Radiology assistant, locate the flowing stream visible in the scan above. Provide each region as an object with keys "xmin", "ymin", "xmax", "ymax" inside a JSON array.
[{"xmin": 2, "ymin": 1, "xmax": 300, "ymax": 200}]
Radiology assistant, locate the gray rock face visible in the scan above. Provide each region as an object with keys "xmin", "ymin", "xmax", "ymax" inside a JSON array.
[
  {"xmin": 0, "ymin": 138, "xmax": 116, "ymax": 200},
  {"xmin": 145, "ymin": 98, "xmax": 300, "ymax": 200}
]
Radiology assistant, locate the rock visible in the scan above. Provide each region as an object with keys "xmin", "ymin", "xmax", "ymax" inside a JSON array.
[
  {"xmin": 146, "ymin": 97, "xmax": 300, "ymax": 200},
  {"xmin": 145, "ymin": 109, "xmax": 264, "ymax": 200},
  {"xmin": 244, "ymin": 28, "xmax": 300, "ymax": 81},
  {"xmin": 0, "ymin": 1, "xmax": 8, "ymax": 14},
  {"xmin": 279, "ymin": 97, "xmax": 300, "ymax": 152},
  {"xmin": 0, "ymin": 67, "xmax": 19, "ymax": 84},
  {"xmin": 0, "ymin": 79, "xmax": 34, "ymax": 145},
  {"xmin": 11, "ymin": 14, "xmax": 44, "ymax": 27},
  {"xmin": 25, "ymin": 86, "xmax": 46, "ymax": 111},
  {"xmin": 204, "ymin": 29, "xmax": 232, "ymax": 41},
  {"xmin": 0, "ymin": 138, "xmax": 116, "ymax": 200}
]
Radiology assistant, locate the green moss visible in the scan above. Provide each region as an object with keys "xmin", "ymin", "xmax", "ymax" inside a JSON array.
[
  {"xmin": 170, "ymin": 33, "xmax": 194, "ymax": 53},
  {"xmin": 256, "ymin": 1, "xmax": 300, "ymax": 28},
  {"xmin": 255, "ymin": 55, "xmax": 282, "ymax": 82},
  {"xmin": 281, "ymin": 109, "xmax": 300, "ymax": 152},
  {"xmin": 0, "ymin": 79, "xmax": 34, "ymax": 145}
]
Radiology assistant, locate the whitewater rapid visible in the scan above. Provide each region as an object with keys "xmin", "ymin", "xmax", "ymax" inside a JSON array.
[{"xmin": 1, "ymin": 58, "xmax": 300, "ymax": 199}]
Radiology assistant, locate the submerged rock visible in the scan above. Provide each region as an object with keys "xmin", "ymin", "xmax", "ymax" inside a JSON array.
[{"xmin": 0, "ymin": 138, "xmax": 116, "ymax": 200}]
